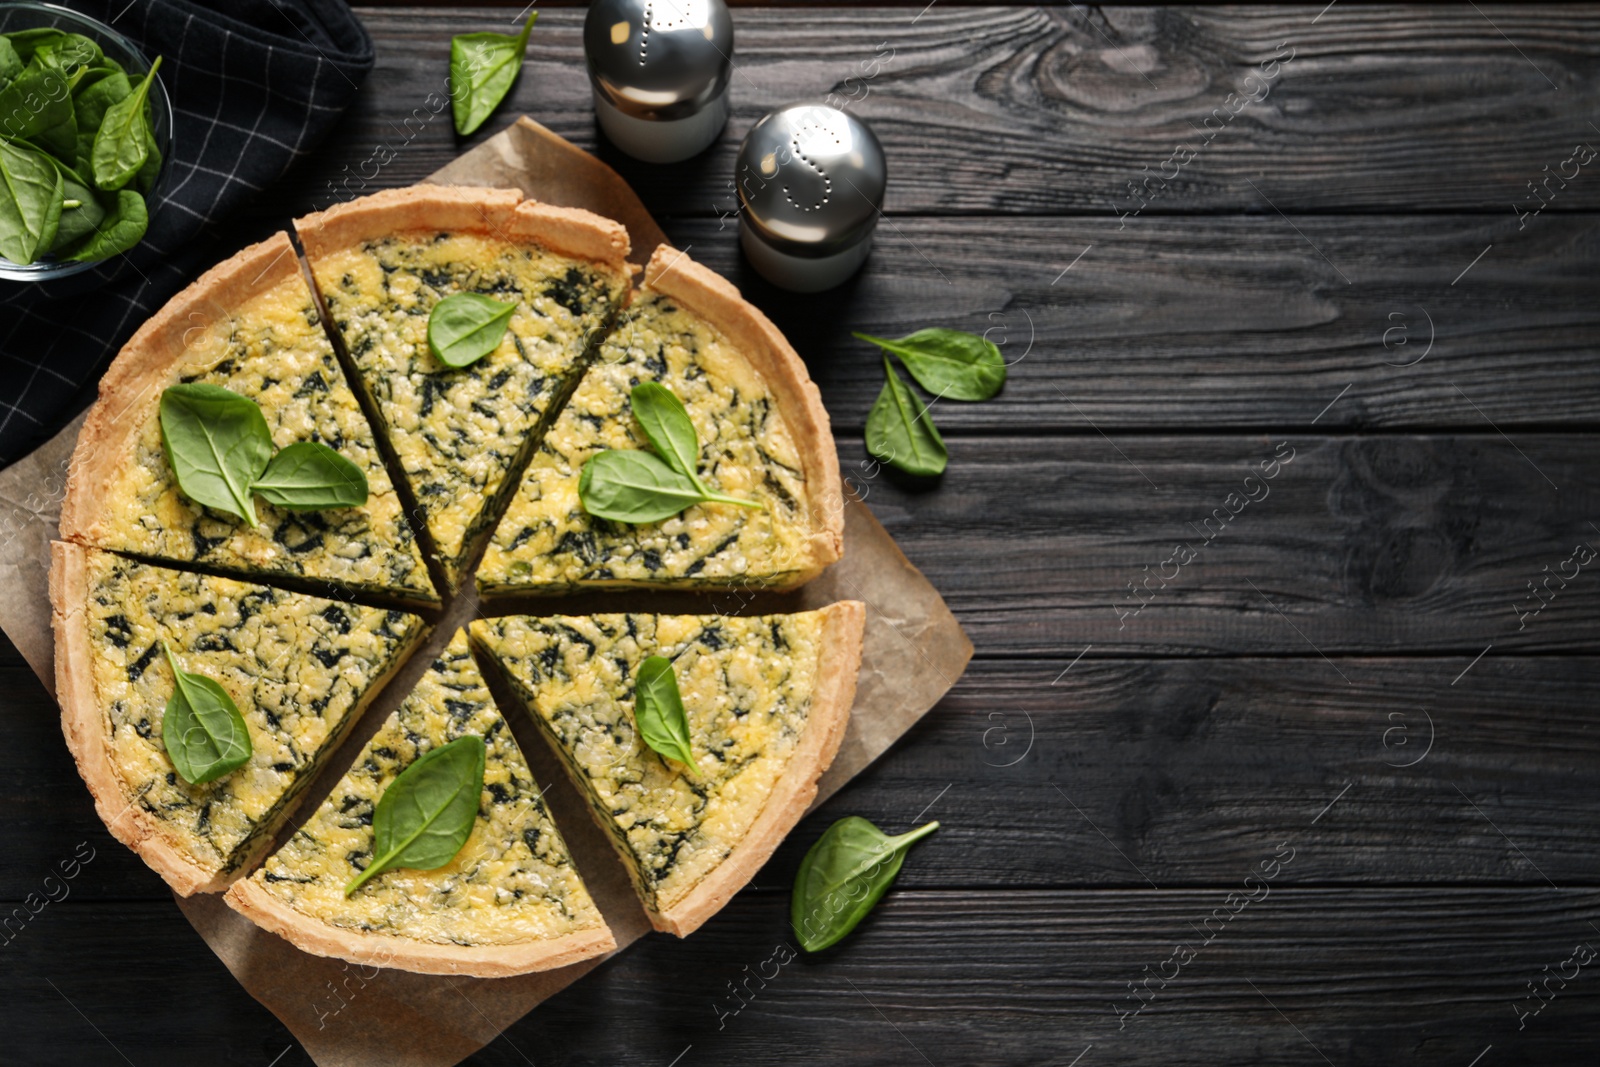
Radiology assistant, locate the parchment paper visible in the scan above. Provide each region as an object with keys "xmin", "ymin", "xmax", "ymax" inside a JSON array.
[{"xmin": 0, "ymin": 117, "xmax": 973, "ymax": 1067}]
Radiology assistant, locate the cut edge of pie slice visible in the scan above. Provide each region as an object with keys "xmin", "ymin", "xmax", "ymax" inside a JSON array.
[
  {"xmin": 471, "ymin": 600, "xmax": 864, "ymax": 937},
  {"xmin": 293, "ymin": 184, "xmax": 635, "ymax": 591},
  {"xmin": 224, "ymin": 630, "xmax": 616, "ymax": 978},
  {"xmin": 477, "ymin": 243, "xmax": 845, "ymax": 596},
  {"xmin": 58, "ymin": 230, "xmax": 439, "ymax": 607},
  {"xmin": 50, "ymin": 542, "xmax": 426, "ymax": 896}
]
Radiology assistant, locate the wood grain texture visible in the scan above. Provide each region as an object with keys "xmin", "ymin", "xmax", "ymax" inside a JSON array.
[
  {"xmin": 4, "ymin": 891, "xmax": 1597, "ymax": 1065},
  {"xmin": 273, "ymin": 6, "xmax": 1600, "ymax": 217},
  {"xmin": 655, "ymin": 215, "xmax": 1600, "ymax": 432}
]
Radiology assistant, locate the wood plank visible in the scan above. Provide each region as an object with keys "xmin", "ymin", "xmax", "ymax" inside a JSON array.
[
  {"xmin": 9, "ymin": 650, "xmax": 1600, "ymax": 900},
  {"xmin": 4, "ymin": 891, "xmax": 1597, "ymax": 1064},
  {"xmin": 278, "ymin": 6, "xmax": 1600, "ymax": 217},
  {"xmin": 659, "ymin": 215, "xmax": 1600, "ymax": 432},
  {"xmin": 852, "ymin": 433, "xmax": 1600, "ymax": 655}
]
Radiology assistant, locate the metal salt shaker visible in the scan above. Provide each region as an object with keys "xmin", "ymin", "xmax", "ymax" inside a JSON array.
[
  {"xmin": 583, "ymin": 0, "xmax": 734, "ymax": 164},
  {"xmin": 735, "ymin": 104, "xmax": 887, "ymax": 292}
]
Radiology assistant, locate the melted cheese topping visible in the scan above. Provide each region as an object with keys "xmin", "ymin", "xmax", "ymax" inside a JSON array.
[
  {"xmin": 312, "ymin": 234, "xmax": 629, "ymax": 586},
  {"xmin": 478, "ymin": 294, "xmax": 817, "ymax": 594},
  {"xmin": 249, "ymin": 632, "xmax": 604, "ymax": 945},
  {"xmin": 471, "ymin": 611, "xmax": 826, "ymax": 913},
  {"xmin": 97, "ymin": 271, "xmax": 435, "ymax": 603},
  {"xmin": 79, "ymin": 550, "xmax": 423, "ymax": 877}
]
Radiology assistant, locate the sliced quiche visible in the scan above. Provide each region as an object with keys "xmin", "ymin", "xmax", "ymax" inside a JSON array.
[
  {"xmin": 59, "ymin": 231, "xmax": 437, "ymax": 606},
  {"xmin": 50, "ymin": 543, "xmax": 425, "ymax": 895},
  {"xmin": 471, "ymin": 602, "xmax": 864, "ymax": 936},
  {"xmin": 477, "ymin": 245, "xmax": 843, "ymax": 596},
  {"xmin": 296, "ymin": 185, "xmax": 634, "ymax": 590},
  {"xmin": 225, "ymin": 631, "xmax": 614, "ymax": 977}
]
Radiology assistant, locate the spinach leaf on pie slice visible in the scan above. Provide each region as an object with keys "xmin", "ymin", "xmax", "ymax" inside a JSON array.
[
  {"xmin": 479, "ymin": 245, "xmax": 842, "ymax": 597},
  {"xmin": 52, "ymin": 544, "xmax": 425, "ymax": 896},
  {"xmin": 470, "ymin": 604, "xmax": 864, "ymax": 936},
  {"xmin": 296, "ymin": 186, "xmax": 634, "ymax": 591},
  {"xmin": 227, "ymin": 631, "xmax": 614, "ymax": 977},
  {"xmin": 58, "ymin": 231, "xmax": 437, "ymax": 606}
]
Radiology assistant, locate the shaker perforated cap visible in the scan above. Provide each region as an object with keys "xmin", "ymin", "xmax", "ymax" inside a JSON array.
[
  {"xmin": 735, "ymin": 103, "xmax": 887, "ymax": 259},
  {"xmin": 584, "ymin": 0, "xmax": 735, "ymax": 122}
]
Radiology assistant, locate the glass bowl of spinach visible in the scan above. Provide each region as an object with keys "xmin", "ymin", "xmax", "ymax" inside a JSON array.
[{"xmin": 0, "ymin": 1, "xmax": 171, "ymax": 280}]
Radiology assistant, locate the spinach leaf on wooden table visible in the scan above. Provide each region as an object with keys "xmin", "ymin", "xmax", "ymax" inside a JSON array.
[
  {"xmin": 345, "ymin": 735, "xmax": 486, "ymax": 896},
  {"xmin": 450, "ymin": 13, "xmax": 536, "ymax": 137},
  {"xmin": 853, "ymin": 328, "xmax": 1007, "ymax": 401},
  {"xmin": 790, "ymin": 816, "xmax": 939, "ymax": 952},
  {"xmin": 865, "ymin": 354, "xmax": 948, "ymax": 477}
]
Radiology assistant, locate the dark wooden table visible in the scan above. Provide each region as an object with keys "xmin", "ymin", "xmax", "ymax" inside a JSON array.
[{"xmin": 6, "ymin": 4, "xmax": 1600, "ymax": 1064}]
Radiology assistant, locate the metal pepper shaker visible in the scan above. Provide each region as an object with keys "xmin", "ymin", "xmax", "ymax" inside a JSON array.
[
  {"xmin": 735, "ymin": 103, "xmax": 887, "ymax": 293},
  {"xmin": 583, "ymin": 0, "xmax": 734, "ymax": 164}
]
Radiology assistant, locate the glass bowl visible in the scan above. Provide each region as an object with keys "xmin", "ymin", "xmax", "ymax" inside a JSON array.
[{"xmin": 0, "ymin": 1, "xmax": 172, "ymax": 281}]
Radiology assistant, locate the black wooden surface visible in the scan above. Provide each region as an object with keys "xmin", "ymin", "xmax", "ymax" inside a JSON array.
[{"xmin": 6, "ymin": 5, "xmax": 1600, "ymax": 1065}]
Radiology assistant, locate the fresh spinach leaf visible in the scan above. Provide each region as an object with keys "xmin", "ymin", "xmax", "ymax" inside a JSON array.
[
  {"xmin": 0, "ymin": 37, "xmax": 22, "ymax": 86},
  {"xmin": 345, "ymin": 735, "xmax": 486, "ymax": 896},
  {"xmin": 91, "ymin": 54, "xmax": 160, "ymax": 191},
  {"xmin": 579, "ymin": 448, "xmax": 705, "ymax": 524},
  {"xmin": 634, "ymin": 655, "xmax": 700, "ymax": 774},
  {"xmin": 46, "ymin": 159, "xmax": 104, "ymax": 252},
  {"xmin": 134, "ymin": 124, "xmax": 160, "ymax": 194},
  {"xmin": 161, "ymin": 641, "xmax": 252, "ymax": 785},
  {"xmin": 72, "ymin": 69, "xmax": 130, "ymax": 170},
  {"xmin": 0, "ymin": 52, "xmax": 75, "ymax": 139},
  {"xmin": 158, "ymin": 383, "xmax": 274, "ymax": 527},
  {"xmin": 252, "ymin": 441, "xmax": 369, "ymax": 511},
  {"xmin": 630, "ymin": 381, "xmax": 703, "ymax": 485},
  {"xmin": 4, "ymin": 28, "xmax": 66, "ymax": 63},
  {"xmin": 426, "ymin": 292, "xmax": 515, "ymax": 367},
  {"xmin": 790, "ymin": 816, "xmax": 939, "ymax": 952},
  {"xmin": 61, "ymin": 186, "xmax": 145, "ymax": 261},
  {"xmin": 0, "ymin": 138, "xmax": 62, "ymax": 264},
  {"xmin": 449, "ymin": 13, "xmax": 535, "ymax": 137},
  {"xmin": 853, "ymin": 328, "xmax": 1006, "ymax": 402},
  {"xmin": 628, "ymin": 381, "xmax": 759, "ymax": 508},
  {"xmin": 32, "ymin": 102, "xmax": 75, "ymax": 164},
  {"xmin": 579, "ymin": 383, "xmax": 764, "ymax": 523},
  {"xmin": 865, "ymin": 355, "xmax": 947, "ymax": 477}
]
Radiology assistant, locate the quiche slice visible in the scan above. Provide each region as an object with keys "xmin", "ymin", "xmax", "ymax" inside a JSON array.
[
  {"xmin": 49, "ymin": 543, "xmax": 425, "ymax": 895},
  {"xmin": 225, "ymin": 631, "xmax": 614, "ymax": 977},
  {"xmin": 477, "ymin": 244, "xmax": 843, "ymax": 596},
  {"xmin": 296, "ymin": 185, "xmax": 634, "ymax": 590},
  {"xmin": 471, "ymin": 602, "xmax": 864, "ymax": 936},
  {"xmin": 59, "ymin": 231, "xmax": 437, "ymax": 607}
]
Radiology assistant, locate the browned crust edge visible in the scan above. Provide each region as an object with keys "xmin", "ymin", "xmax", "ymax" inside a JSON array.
[
  {"xmin": 50, "ymin": 541, "xmax": 425, "ymax": 896},
  {"xmin": 641, "ymin": 245, "xmax": 845, "ymax": 585},
  {"xmin": 58, "ymin": 232, "xmax": 304, "ymax": 549},
  {"xmin": 293, "ymin": 184, "xmax": 632, "ymax": 270},
  {"xmin": 222, "ymin": 878, "xmax": 618, "ymax": 978},
  {"xmin": 652, "ymin": 600, "xmax": 865, "ymax": 937}
]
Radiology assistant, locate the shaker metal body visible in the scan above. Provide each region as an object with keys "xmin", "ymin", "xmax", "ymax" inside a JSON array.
[
  {"xmin": 583, "ymin": 0, "xmax": 734, "ymax": 164},
  {"xmin": 735, "ymin": 104, "xmax": 887, "ymax": 292}
]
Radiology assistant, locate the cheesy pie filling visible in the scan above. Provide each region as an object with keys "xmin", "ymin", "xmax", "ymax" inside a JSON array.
[
  {"xmin": 478, "ymin": 295, "xmax": 818, "ymax": 594},
  {"xmin": 80, "ymin": 550, "xmax": 424, "ymax": 876},
  {"xmin": 96, "ymin": 272, "xmax": 435, "ymax": 603},
  {"xmin": 472, "ymin": 610, "xmax": 826, "ymax": 913},
  {"xmin": 248, "ymin": 631, "xmax": 605, "ymax": 945},
  {"xmin": 310, "ymin": 233, "xmax": 630, "ymax": 586}
]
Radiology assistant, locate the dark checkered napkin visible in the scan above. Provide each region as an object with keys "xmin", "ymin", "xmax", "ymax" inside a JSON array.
[{"xmin": 0, "ymin": 0, "xmax": 373, "ymax": 465}]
